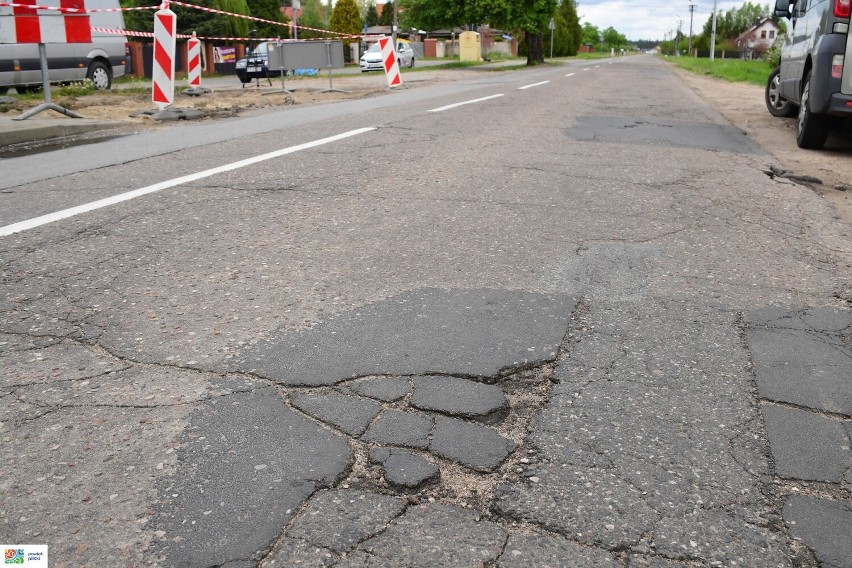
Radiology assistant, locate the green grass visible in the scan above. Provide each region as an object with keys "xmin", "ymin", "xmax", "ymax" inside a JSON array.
[{"xmin": 665, "ymin": 56, "xmax": 772, "ymax": 86}]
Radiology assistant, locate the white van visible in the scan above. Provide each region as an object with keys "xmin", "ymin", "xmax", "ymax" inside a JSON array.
[{"xmin": 0, "ymin": 0, "xmax": 129, "ymax": 93}]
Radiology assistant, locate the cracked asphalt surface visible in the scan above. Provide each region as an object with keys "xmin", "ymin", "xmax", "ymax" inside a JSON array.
[{"xmin": 2, "ymin": 55, "xmax": 851, "ymax": 566}]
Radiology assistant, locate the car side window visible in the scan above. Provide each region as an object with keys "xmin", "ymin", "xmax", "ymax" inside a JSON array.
[{"xmin": 794, "ymin": 0, "xmax": 808, "ymax": 16}]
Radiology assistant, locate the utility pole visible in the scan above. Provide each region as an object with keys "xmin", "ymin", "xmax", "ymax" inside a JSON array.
[
  {"xmin": 710, "ymin": 0, "xmax": 718, "ymax": 61},
  {"xmin": 392, "ymin": 0, "xmax": 398, "ymax": 46},
  {"xmin": 688, "ymin": 3, "xmax": 695, "ymax": 56},
  {"xmin": 293, "ymin": 0, "xmax": 300, "ymax": 40}
]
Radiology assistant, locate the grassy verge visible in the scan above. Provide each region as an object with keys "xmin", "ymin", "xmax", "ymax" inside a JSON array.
[{"xmin": 664, "ymin": 56, "xmax": 772, "ymax": 86}]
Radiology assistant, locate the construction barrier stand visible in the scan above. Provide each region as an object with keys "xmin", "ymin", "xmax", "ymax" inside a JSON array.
[
  {"xmin": 152, "ymin": 5, "xmax": 176, "ymax": 109},
  {"xmin": 187, "ymin": 31, "xmax": 200, "ymax": 87},
  {"xmin": 0, "ymin": 0, "xmax": 91, "ymax": 44},
  {"xmin": 378, "ymin": 36, "xmax": 402, "ymax": 88}
]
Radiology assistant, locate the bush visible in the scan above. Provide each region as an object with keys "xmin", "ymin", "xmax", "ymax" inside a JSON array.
[
  {"xmin": 763, "ymin": 35, "xmax": 784, "ymax": 68},
  {"xmin": 57, "ymin": 80, "xmax": 96, "ymax": 97}
]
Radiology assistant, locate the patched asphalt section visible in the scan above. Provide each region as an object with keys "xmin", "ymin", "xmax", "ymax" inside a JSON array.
[
  {"xmin": 152, "ymin": 382, "xmax": 351, "ymax": 567},
  {"xmin": 783, "ymin": 495, "xmax": 852, "ymax": 568},
  {"xmin": 747, "ymin": 308, "xmax": 851, "ymax": 415},
  {"xmin": 565, "ymin": 115, "xmax": 762, "ymax": 153},
  {"xmin": 745, "ymin": 307, "xmax": 851, "ymax": 568},
  {"xmin": 762, "ymin": 402, "xmax": 850, "ymax": 482},
  {"xmin": 234, "ymin": 288, "xmax": 576, "ymax": 385}
]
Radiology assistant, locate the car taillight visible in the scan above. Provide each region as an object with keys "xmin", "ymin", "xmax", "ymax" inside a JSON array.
[
  {"xmin": 125, "ymin": 42, "xmax": 130, "ymax": 57},
  {"xmin": 832, "ymin": 55, "xmax": 845, "ymax": 78},
  {"xmin": 835, "ymin": 0, "xmax": 851, "ymax": 18}
]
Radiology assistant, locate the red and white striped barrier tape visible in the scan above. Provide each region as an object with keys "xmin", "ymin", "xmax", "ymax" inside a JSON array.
[
  {"xmin": 0, "ymin": 2, "xmax": 158, "ymax": 12},
  {"xmin": 92, "ymin": 26, "xmax": 364, "ymax": 43},
  {"xmin": 169, "ymin": 0, "xmax": 353, "ymax": 39},
  {"xmin": 0, "ymin": 0, "xmax": 92, "ymax": 44},
  {"xmin": 3, "ymin": 1, "xmax": 368, "ymax": 41}
]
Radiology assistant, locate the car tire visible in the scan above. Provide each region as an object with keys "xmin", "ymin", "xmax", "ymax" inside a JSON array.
[
  {"xmin": 796, "ymin": 71, "xmax": 830, "ymax": 149},
  {"xmin": 0, "ymin": 86, "xmax": 8, "ymax": 95},
  {"xmin": 408, "ymin": 56, "xmax": 415, "ymax": 68},
  {"xmin": 87, "ymin": 60, "xmax": 112, "ymax": 90},
  {"xmin": 765, "ymin": 67, "xmax": 796, "ymax": 118}
]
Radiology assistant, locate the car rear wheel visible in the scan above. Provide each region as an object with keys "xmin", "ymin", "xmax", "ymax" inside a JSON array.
[
  {"xmin": 87, "ymin": 60, "xmax": 112, "ymax": 90},
  {"xmin": 796, "ymin": 71, "xmax": 830, "ymax": 149},
  {"xmin": 408, "ymin": 56, "xmax": 415, "ymax": 68},
  {"xmin": 765, "ymin": 67, "xmax": 796, "ymax": 117}
]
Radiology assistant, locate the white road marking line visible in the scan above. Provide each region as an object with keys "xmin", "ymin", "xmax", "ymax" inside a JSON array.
[
  {"xmin": 0, "ymin": 127, "xmax": 377, "ymax": 237},
  {"xmin": 582, "ymin": 68, "xmax": 591, "ymax": 71},
  {"xmin": 565, "ymin": 73, "xmax": 576, "ymax": 77},
  {"xmin": 518, "ymin": 80, "xmax": 550, "ymax": 90},
  {"xmin": 427, "ymin": 94, "xmax": 504, "ymax": 113}
]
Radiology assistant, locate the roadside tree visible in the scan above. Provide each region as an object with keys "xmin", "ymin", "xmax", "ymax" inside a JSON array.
[
  {"xmin": 557, "ymin": 0, "xmax": 582, "ymax": 55},
  {"xmin": 330, "ymin": 0, "xmax": 363, "ymax": 55},
  {"xmin": 378, "ymin": 1, "xmax": 394, "ymax": 26},
  {"xmin": 247, "ymin": 0, "xmax": 289, "ymax": 39},
  {"xmin": 297, "ymin": 0, "xmax": 329, "ymax": 38},
  {"xmin": 400, "ymin": 0, "xmax": 557, "ymax": 65},
  {"xmin": 602, "ymin": 26, "xmax": 626, "ymax": 51},
  {"xmin": 365, "ymin": 3, "xmax": 379, "ymax": 27},
  {"xmin": 581, "ymin": 22, "xmax": 600, "ymax": 48}
]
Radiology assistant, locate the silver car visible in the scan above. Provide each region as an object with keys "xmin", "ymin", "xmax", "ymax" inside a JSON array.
[{"xmin": 360, "ymin": 40, "xmax": 415, "ymax": 72}]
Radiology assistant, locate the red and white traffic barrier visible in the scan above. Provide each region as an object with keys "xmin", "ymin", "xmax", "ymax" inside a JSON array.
[
  {"xmin": 378, "ymin": 36, "xmax": 402, "ymax": 88},
  {"xmin": 187, "ymin": 31, "xmax": 200, "ymax": 87},
  {"xmin": 152, "ymin": 2, "xmax": 176, "ymax": 109},
  {"xmin": 0, "ymin": 0, "xmax": 90, "ymax": 44}
]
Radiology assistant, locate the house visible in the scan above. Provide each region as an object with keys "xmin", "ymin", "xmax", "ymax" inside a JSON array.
[{"xmin": 734, "ymin": 18, "xmax": 781, "ymax": 55}]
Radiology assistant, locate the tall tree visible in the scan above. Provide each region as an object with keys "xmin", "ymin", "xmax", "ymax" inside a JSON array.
[
  {"xmin": 551, "ymin": 0, "xmax": 581, "ymax": 56},
  {"xmin": 602, "ymin": 26, "xmax": 626, "ymax": 51},
  {"xmin": 581, "ymin": 22, "xmax": 600, "ymax": 47},
  {"xmin": 365, "ymin": 3, "xmax": 380, "ymax": 27},
  {"xmin": 247, "ymin": 0, "xmax": 289, "ymax": 39},
  {"xmin": 377, "ymin": 1, "xmax": 394, "ymax": 26},
  {"xmin": 298, "ymin": 0, "xmax": 329, "ymax": 39},
  {"xmin": 511, "ymin": 0, "xmax": 558, "ymax": 64},
  {"xmin": 330, "ymin": 0, "xmax": 363, "ymax": 53}
]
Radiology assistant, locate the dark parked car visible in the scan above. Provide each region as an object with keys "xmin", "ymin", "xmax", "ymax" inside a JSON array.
[
  {"xmin": 235, "ymin": 41, "xmax": 272, "ymax": 85},
  {"xmin": 766, "ymin": 0, "xmax": 852, "ymax": 148}
]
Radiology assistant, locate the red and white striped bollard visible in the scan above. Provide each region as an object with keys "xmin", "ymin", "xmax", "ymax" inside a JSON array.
[
  {"xmin": 187, "ymin": 31, "xmax": 201, "ymax": 88},
  {"xmin": 152, "ymin": 1, "xmax": 176, "ymax": 109},
  {"xmin": 378, "ymin": 36, "xmax": 402, "ymax": 89}
]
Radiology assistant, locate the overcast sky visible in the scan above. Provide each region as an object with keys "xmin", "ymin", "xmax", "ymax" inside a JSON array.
[{"xmin": 570, "ymin": 0, "xmax": 747, "ymax": 41}]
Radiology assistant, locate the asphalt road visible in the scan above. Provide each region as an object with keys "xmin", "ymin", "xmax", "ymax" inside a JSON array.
[{"xmin": 2, "ymin": 55, "xmax": 851, "ymax": 567}]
